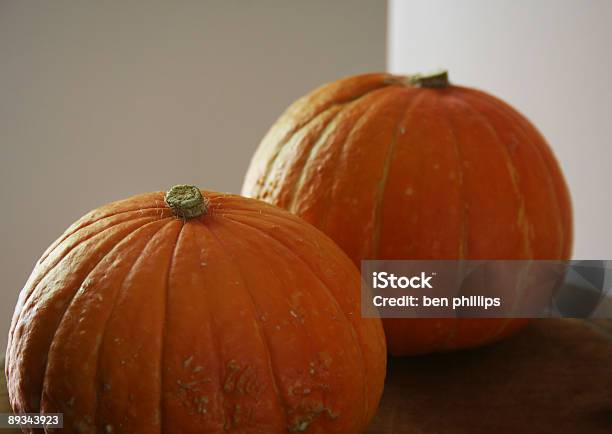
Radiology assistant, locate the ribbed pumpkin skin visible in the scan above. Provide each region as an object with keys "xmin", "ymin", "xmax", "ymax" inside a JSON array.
[
  {"xmin": 242, "ymin": 73, "xmax": 573, "ymax": 356},
  {"xmin": 6, "ymin": 191, "xmax": 386, "ymax": 434}
]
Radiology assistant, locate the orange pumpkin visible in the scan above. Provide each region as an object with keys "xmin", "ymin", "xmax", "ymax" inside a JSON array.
[
  {"xmin": 242, "ymin": 71, "xmax": 573, "ymax": 356},
  {"xmin": 6, "ymin": 185, "xmax": 386, "ymax": 433}
]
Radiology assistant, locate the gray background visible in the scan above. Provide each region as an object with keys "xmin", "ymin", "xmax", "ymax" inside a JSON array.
[{"xmin": 0, "ymin": 0, "xmax": 387, "ymax": 354}]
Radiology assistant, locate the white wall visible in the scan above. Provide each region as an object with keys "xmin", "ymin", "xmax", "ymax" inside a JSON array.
[
  {"xmin": 389, "ymin": 0, "xmax": 612, "ymax": 260},
  {"xmin": 0, "ymin": 1, "xmax": 386, "ymax": 354}
]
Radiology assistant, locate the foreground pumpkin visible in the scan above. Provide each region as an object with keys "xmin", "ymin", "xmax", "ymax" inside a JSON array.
[
  {"xmin": 6, "ymin": 185, "xmax": 386, "ymax": 433},
  {"xmin": 242, "ymin": 71, "xmax": 573, "ymax": 356}
]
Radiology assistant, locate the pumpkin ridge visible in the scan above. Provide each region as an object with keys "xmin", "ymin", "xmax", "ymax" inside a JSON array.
[
  {"xmin": 16, "ymin": 208, "xmax": 170, "ymax": 340},
  {"xmin": 439, "ymin": 93, "xmax": 536, "ymax": 351},
  {"xmin": 286, "ymin": 105, "xmax": 347, "ymax": 213},
  {"xmin": 280, "ymin": 77, "xmax": 397, "ymax": 147},
  {"xmin": 218, "ymin": 213, "xmax": 369, "ymax": 430},
  {"xmin": 506, "ymin": 103, "xmax": 567, "ymax": 258},
  {"xmin": 40, "ymin": 208, "xmax": 168, "ymax": 275},
  {"xmin": 160, "ymin": 220, "xmax": 186, "ymax": 434},
  {"xmin": 320, "ymin": 87, "xmax": 400, "ymax": 235},
  {"xmin": 189, "ymin": 224, "xmax": 234, "ymax": 432},
  {"xmin": 253, "ymin": 101, "xmax": 352, "ymax": 197},
  {"xmin": 91, "ymin": 219, "xmax": 178, "ymax": 431},
  {"xmin": 256, "ymin": 102, "xmax": 356, "ymax": 199},
  {"xmin": 8, "ymin": 213, "xmax": 169, "ymax": 367},
  {"xmin": 505, "ymin": 96, "xmax": 572, "ymax": 257},
  {"xmin": 372, "ymin": 90, "xmax": 428, "ymax": 258},
  {"xmin": 448, "ymin": 94, "xmax": 534, "ymax": 259},
  {"xmin": 209, "ymin": 209, "xmax": 306, "ymax": 228},
  {"xmin": 443, "ymin": 95, "xmax": 533, "ymax": 344},
  {"xmin": 10, "ymin": 217, "xmax": 166, "ymax": 414},
  {"xmin": 437, "ymin": 93, "xmax": 468, "ymax": 261},
  {"xmin": 215, "ymin": 215, "xmax": 367, "ymax": 432},
  {"xmin": 457, "ymin": 89, "xmax": 567, "ymax": 259},
  {"xmin": 461, "ymin": 88, "xmax": 571, "ymax": 257},
  {"xmin": 265, "ymin": 104, "xmax": 345, "ymax": 210},
  {"xmin": 37, "ymin": 218, "xmax": 168, "ymax": 415},
  {"xmin": 254, "ymin": 85, "xmax": 397, "ymax": 205},
  {"xmin": 436, "ymin": 93, "xmax": 534, "ymax": 351},
  {"xmin": 202, "ymin": 221, "xmax": 289, "ymax": 431},
  {"xmin": 39, "ymin": 206, "xmax": 170, "ymax": 265},
  {"xmin": 433, "ymin": 93, "xmax": 468, "ymax": 352}
]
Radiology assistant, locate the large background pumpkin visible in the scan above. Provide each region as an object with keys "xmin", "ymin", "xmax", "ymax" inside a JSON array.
[
  {"xmin": 6, "ymin": 185, "xmax": 386, "ymax": 433},
  {"xmin": 242, "ymin": 71, "xmax": 573, "ymax": 356}
]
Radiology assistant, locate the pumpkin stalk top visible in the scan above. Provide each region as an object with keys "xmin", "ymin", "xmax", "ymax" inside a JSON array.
[
  {"xmin": 165, "ymin": 185, "xmax": 207, "ymax": 219},
  {"xmin": 409, "ymin": 70, "xmax": 449, "ymax": 88}
]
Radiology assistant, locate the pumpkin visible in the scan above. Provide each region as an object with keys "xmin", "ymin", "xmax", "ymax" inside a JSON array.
[
  {"xmin": 6, "ymin": 185, "xmax": 386, "ymax": 433},
  {"xmin": 242, "ymin": 71, "xmax": 573, "ymax": 356}
]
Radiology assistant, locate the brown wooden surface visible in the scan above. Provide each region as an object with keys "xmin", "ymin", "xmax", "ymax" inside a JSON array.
[
  {"xmin": 2, "ymin": 319, "xmax": 611, "ymax": 433},
  {"xmin": 366, "ymin": 319, "xmax": 612, "ymax": 434}
]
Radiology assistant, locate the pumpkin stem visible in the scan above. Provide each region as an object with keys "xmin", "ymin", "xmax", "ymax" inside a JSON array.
[
  {"xmin": 165, "ymin": 185, "xmax": 208, "ymax": 219},
  {"xmin": 409, "ymin": 70, "xmax": 449, "ymax": 88}
]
